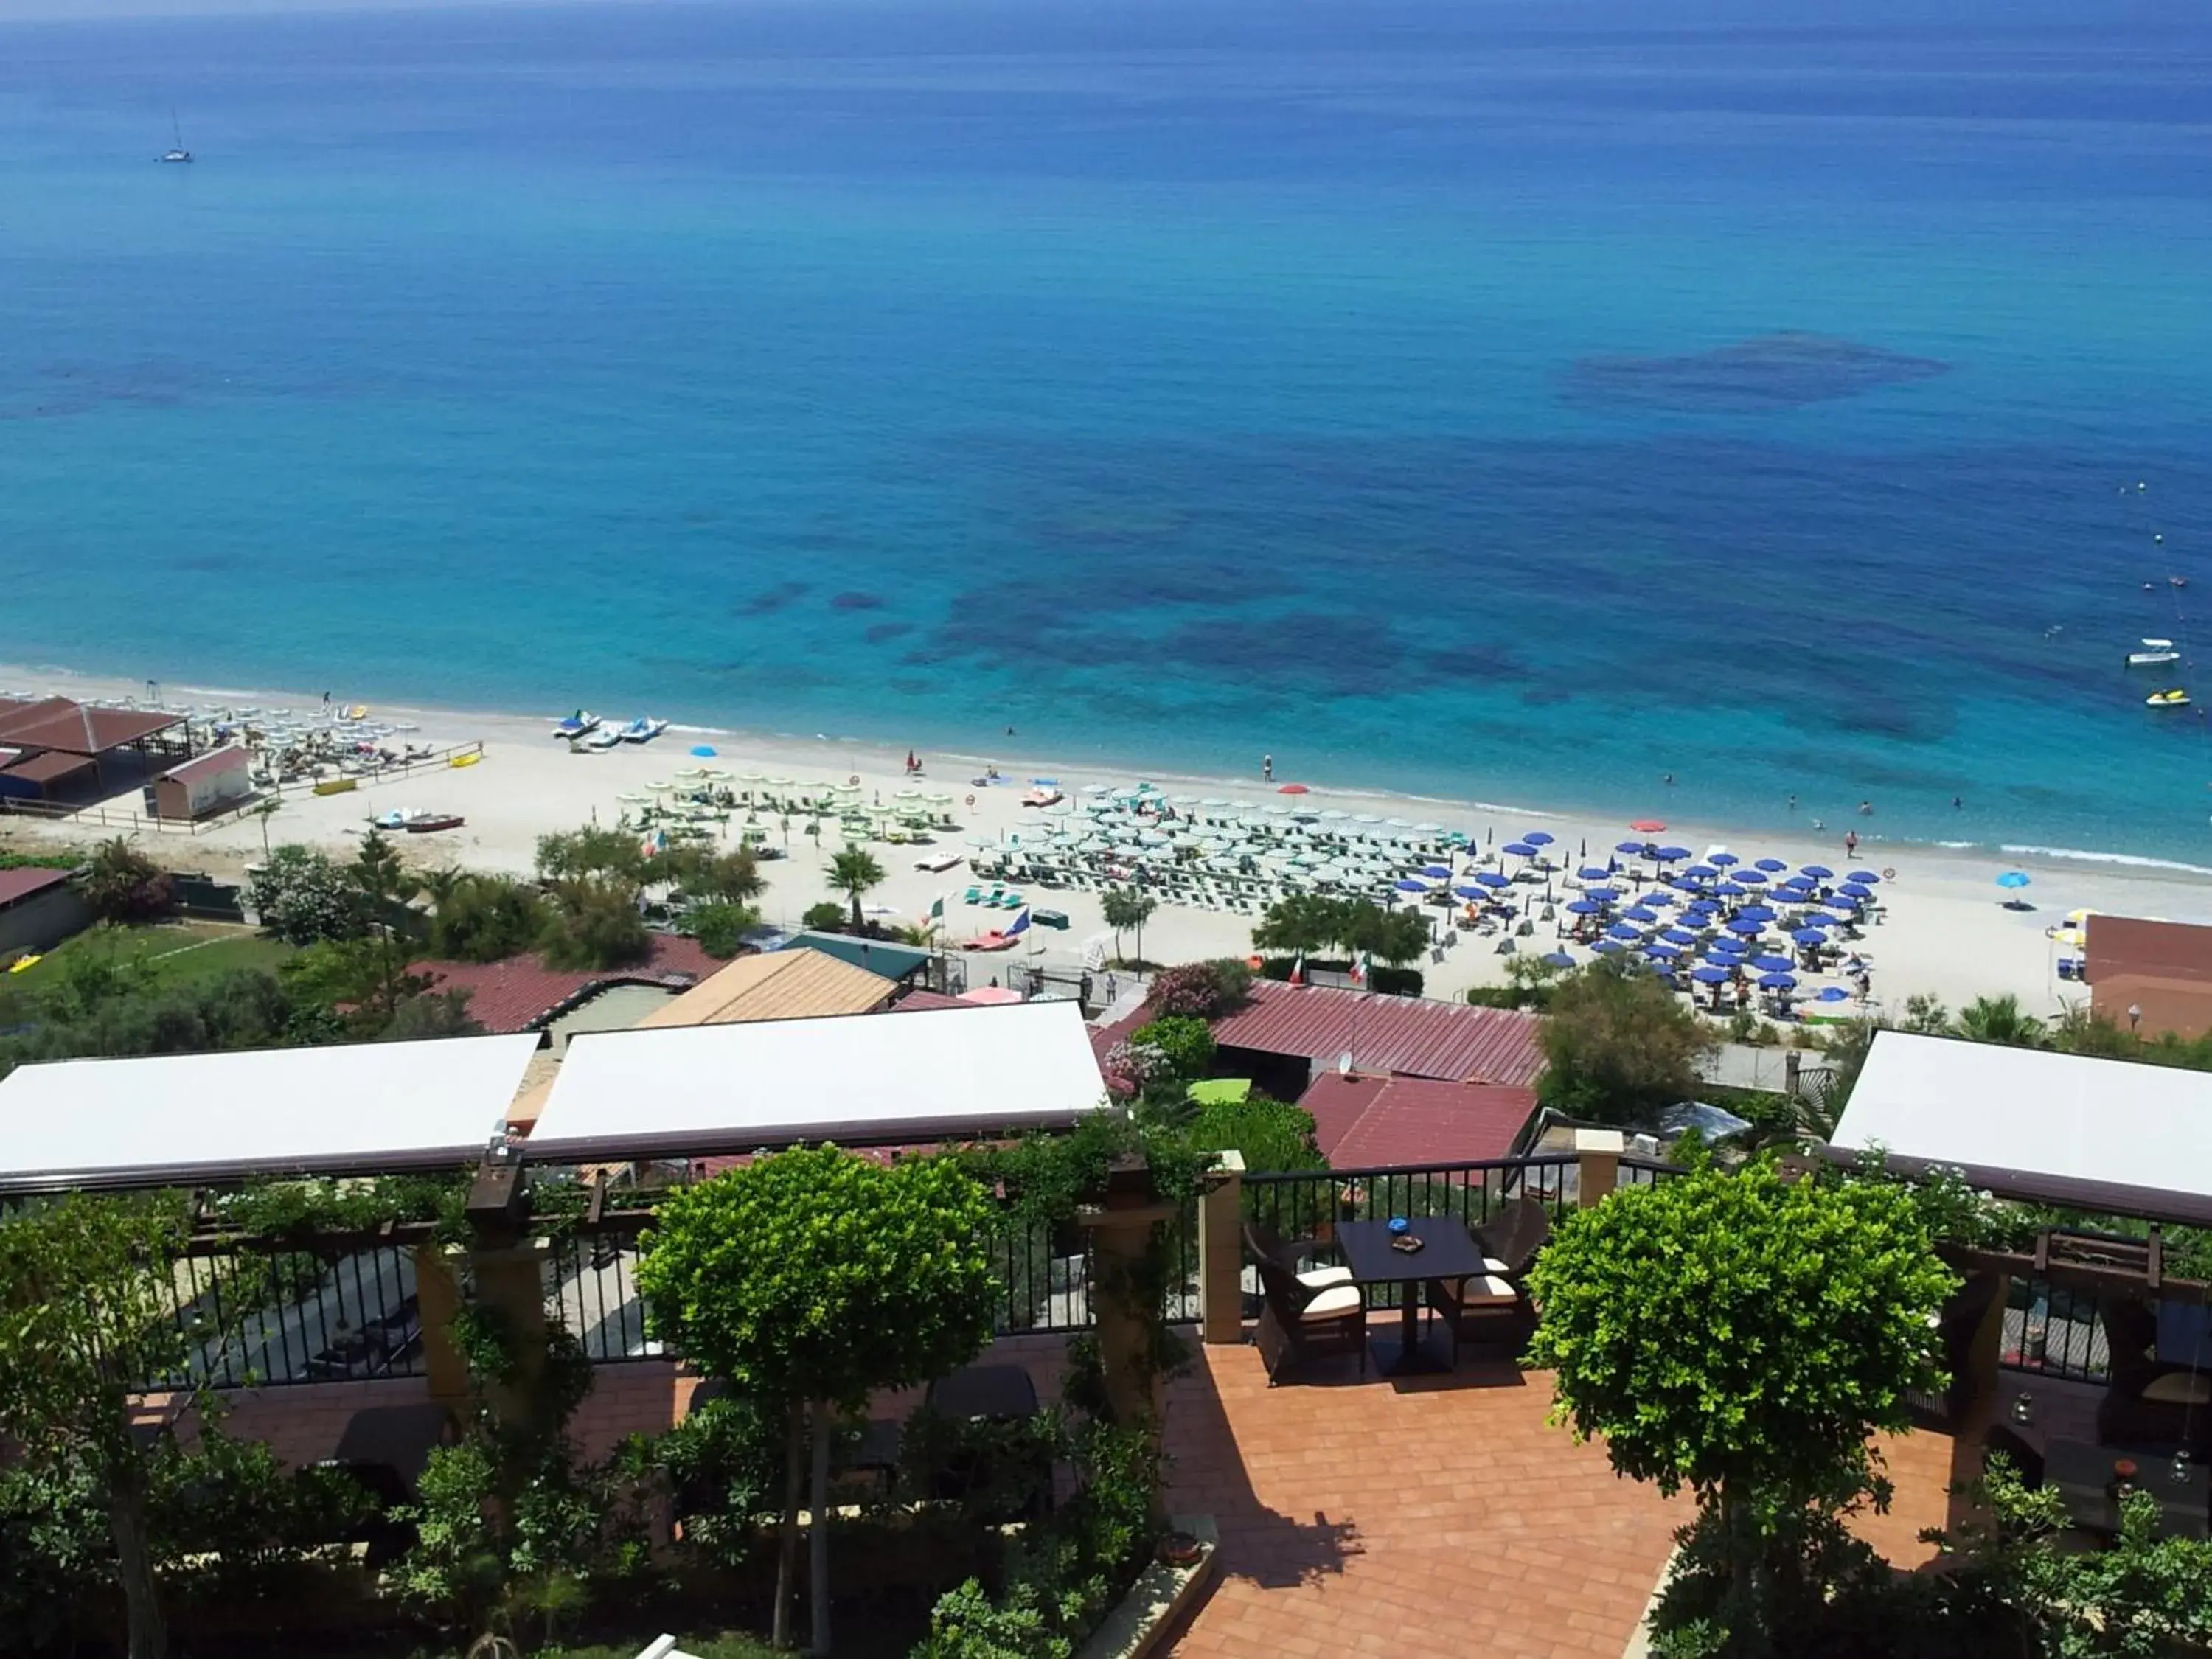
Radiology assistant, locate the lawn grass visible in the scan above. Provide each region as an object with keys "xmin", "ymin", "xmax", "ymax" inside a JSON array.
[{"xmin": 11, "ymin": 920, "xmax": 292, "ymax": 989}]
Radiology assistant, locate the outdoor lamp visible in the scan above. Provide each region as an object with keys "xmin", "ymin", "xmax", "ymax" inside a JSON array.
[
  {"xmin": 2174, "ymin": 1449, "xmax": 2195, "ymax": 1486},
  {"xmin": 2011, "ymin": 1391, "xmax": 2035, "ymax": 1425}
]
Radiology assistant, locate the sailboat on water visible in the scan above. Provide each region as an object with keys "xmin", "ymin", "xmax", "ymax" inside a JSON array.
[{"xmin": 159, "ymin": 110, "xmax": 192, "ymax": 164}]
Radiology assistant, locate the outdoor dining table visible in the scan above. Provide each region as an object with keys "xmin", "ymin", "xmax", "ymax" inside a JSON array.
[
  {"xmin": 1335, "ymin": 1217, "xmax": 1492, "ymax": 1376},
  {"xmin": 2045, "ymin": 1439, "xmax": 2209, "ymax": 1539}
]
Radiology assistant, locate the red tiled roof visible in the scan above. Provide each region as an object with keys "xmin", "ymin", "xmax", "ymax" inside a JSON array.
[
  {"xmin": 1093, "ymin": 979, "xmax": 1544, "ymax": 1086},
  {"xmin": 0, "ymin": 866, "xmax": 71, "ymax": 908},
  {"xmin": 411, "ymin": 933, "xmax": 724, "ymax": 1035},
  {"xmin": 1295, "ymin": 1071, "xmax": 1539, "ymax": 1168}
]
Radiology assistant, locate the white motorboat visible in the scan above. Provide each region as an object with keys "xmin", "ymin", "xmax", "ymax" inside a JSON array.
[
  {"xmin": 2128, "ymin": 649, "xmax": 2181, "ymax": 668},
  {"xmin": 159, "ymin": 109, "xmax": 192, "ymax": 164}
]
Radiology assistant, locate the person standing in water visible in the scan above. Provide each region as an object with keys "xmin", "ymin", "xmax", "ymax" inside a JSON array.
[{"xmin": 1262, "ymin": 754, "xmax": 1273, "ymax": 782}]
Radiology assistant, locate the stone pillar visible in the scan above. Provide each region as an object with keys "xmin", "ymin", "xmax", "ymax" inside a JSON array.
[
  {"xmin": 1076, "ymin": 1155, "xmax": 1178, "ymax": 1434},
  {"xmin": 414, "ymin": 1243, "xmax": 470, "ymax": 1404},
  {"xmin": 1575, "ymin": 1127, "xmax": 1624, "ymax": 1211},
  {"xmin": 468, "ymin": 1239, "xmax": 553, "ymax": 1430},
  {"xmin": 1197, "ymin": 1151, "xmax": 1246, "ymax": 1346}
]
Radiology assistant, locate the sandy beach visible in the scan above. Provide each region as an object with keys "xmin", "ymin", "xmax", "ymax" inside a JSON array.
[{"xmin": 5, "ymin": 661, "xmax": 2209, "ymax": 1019}]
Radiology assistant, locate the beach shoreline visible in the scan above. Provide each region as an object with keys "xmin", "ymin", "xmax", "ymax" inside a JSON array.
[{"xmin": 5, "ymin": 657, "xmax": 2209, "ymax": 1016}]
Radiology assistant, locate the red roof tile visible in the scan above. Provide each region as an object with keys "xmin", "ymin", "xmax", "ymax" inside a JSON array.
[
  {"xmin": 1295, "ymin": 1071, "xmax": 1539, "ymax": 1168},
  {"xmin": 0, "ymin": 697, "xmax": 185, "ymax": 757},
  {"xmin": 411, "ymin": 933, "xmax": 724, "ymax": 1035},
  {"xmin": 0, "ymin": 866, "xmax": 71, "ymax": 908},
  {"xmin": 1093, "ymin": 979, "xmax": 1544, "ymax": 1086}
]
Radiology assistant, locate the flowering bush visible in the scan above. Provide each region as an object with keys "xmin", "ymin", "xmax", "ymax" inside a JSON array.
[{"xmin": 1146, "ymin": 959, "xmax": 1251, "ymax": 1019}]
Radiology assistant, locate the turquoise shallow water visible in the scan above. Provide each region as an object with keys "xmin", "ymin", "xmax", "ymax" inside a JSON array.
[{"xmin": 3, "ymin": 0, "xmax": 2212, "ymax": 856}]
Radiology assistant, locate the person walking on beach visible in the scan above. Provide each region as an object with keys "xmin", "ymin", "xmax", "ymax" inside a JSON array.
[
  {"xmin": 1262, "ymin": 754, "xmax": 1273, "ymax": 782},
  {"xmin": 1844, "ymin": 830, "xmax": 1859, "ymax": 859}
]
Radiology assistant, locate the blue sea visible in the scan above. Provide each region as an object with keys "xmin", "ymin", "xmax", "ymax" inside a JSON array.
[{"xmin": 4, "ymin": 0, "xmax": 2212, "ymax": 860}]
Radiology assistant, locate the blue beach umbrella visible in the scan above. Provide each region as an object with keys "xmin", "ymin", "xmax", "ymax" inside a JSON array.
[
  {"xmin": 1624, "ymin": 905, "xmax": 1660, "ymax": 923},
  {"xmin": 1818, "ymin": 986, "xmax": 1851, "ymax": 1002},
  {"xmin": 1996, "ymin": 871, "xmax": 2031, "ymax": 891},
  {"xmin": 1739, "ymin": 904, "xmax": 1777, "ymax": 922},
  {"xmin": 1776, "ymin": 877, "xmax": 1815, "ymax": 895},
  {"xmin": 1421, "ymin": 863, "xmax": 1453, "ymax": 878},
  {"xmin": 1733, "ymin": 869, "xmax": 1767, "ymax": 884},
  {"xmin": 1583, "ymin": 886, "xmax": 1621, "ymax": 902},
  {"xmin": 1685, "ymin": 863, "xmax": 1719, "ymax": 879},
  {"xmin": 1715, "ymin": 880, "xmax": 1747, "ymax": 897},
  {"xmin": 1567, "ymin": 899, "xmax": 1604, "ymax": 915},
  {"xmin": 1663, "ymin": 926, "xmax": 1699, "ymax": 945},
  {"xmin": 1592, "ymin": 939, "xmax": 1624, "ymax": 954},
  {"xmin": 1578, "ymin": 865, "xmax": 1611, "ymax": 880},
  {"xmin": 1753, "ymin": 858, "xmax": 1787, "ymax": 872},
  {"xmin": 1523, "ymin": 830, "xmax": 1555, "ymax": 846},
  {"xmin": 1851, "ymin": 869, "xmax": 1882, "ymax": 884},
  {"xmin": 1453, "ymin": 884, "xmax": 1486, "ymax": 900},
  {"xmin": 1503, "ymin": 842, "xmax": 1538, "ymax": 858},
  {"xmin": 1543, "ymin": 950, "xmax": 1576, "ymax": 968},
  {"xmin": 1691, "ymin": 965, "xmax": 1731, "ymax": 984},
  {"xmin": 1758, "ymin": 971, "xmax": 1798, "ymax": 990},
  {"xmin": 1707, "ymin": 940, "xmax": 1747, "ymax": 959},
  {"xmin": 1615, "ymin": 840, "xmax": 1647, "ymax": 855},
  {"xmin": 1792, "ymin": 928, "xmax": 1829, "ymax": 945},
  {"xmin": 1669, "ymin": 876, "xmax": 1703, "ymax": 893},
  {"xmin": 1710, "ymin": 852, "xmax": 1740, "ymax": 867},
  {"xmin": 1725, "ymin": 917, "xmax": 1764, "ymax": 936},
  {"xmin": 1655, "ymin": 846, "xmax": 1692, "ymax": 862},
  {"xmin": 1801, "ymin": 864, "xmax": 1834, "ymax": 880},
  {"xmin": 1394, "ymin": 879, "xmax": 1427, "ymax": 892},
  {"xmin": 1607, "ymin": 922, "xmax": 1643, "ymax": 941},
  {"xmin": 1646, "ymin": 943, "xmax": 1682, "ymax": 959},
  {"xmin": 1752, "ymin": 953, "xmax": 1795, "ymax": 972},
  {"xmin": 1475, "ymin": 870, "xmax": 1512, "ymax": 888},
  {"xmin": 689, "ymin": 744, "xmax": 718, "ymax": 757}
]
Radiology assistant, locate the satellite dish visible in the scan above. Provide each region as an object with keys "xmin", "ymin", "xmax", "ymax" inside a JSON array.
[{"xmin": 1337, "ymin": 1051, "xmax": 1354, "ymax": 1077}]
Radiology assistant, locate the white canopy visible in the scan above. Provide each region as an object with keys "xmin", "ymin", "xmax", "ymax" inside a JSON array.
[
  {"xmin": 1829, "ymin": 1029, "xmax": 2212, "ymax": 1222},
  {"xmin": 0, "ymin": 1034, "xmax": 540, "ymax": 1193},
  {"xmin": 526, "ymin": 1000, "xmax": 1106, "ymax": 1163}
]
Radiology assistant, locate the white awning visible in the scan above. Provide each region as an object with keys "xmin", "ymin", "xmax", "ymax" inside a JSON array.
[
  {"xmin": 526, "ymin": 999, "xmax": 1106, "ymax": 1163},
  {"xmin": 1829, "ymin": 1029, "xmax": 2212, "ymax": 1222},
  {"xmin": 0, "ymin": 1034, "xmax": 540, "ymax": 1193}
]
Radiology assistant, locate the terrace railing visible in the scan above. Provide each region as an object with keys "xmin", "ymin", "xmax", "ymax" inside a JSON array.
[
  {"xmin": 159, "ymin": 1239, "xmax": 427, "ymax": 1391},
  {"xmin": 2000, "ymin": 1276, "xmax": 2112, "ymax": 1382}
]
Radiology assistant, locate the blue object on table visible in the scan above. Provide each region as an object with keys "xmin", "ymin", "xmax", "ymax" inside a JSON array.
[{"xmin": 1388, "ymin": 1216, "xmax": 1410, "ymax": 1236}]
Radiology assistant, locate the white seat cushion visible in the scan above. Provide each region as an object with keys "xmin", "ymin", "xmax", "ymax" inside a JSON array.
[
  {"xmin": 1300, "ymin": 1284, "xmax": 1364, "ymax": 1320},
  {"xmin": 2142, "ymin": 1372, "xmax": 2212, "ymax": 1405},
  {"xmin": 1296, "ymin": 1265, "xmax": 1354, "ymax": 1290},
  {"xmin": 1482, "ymin": 1256, "xmax": 1512, "ymax": 1276},
  {"xmin": 1451, "ymin": 1274, "xmax": 1518, "ymax": 1308}
]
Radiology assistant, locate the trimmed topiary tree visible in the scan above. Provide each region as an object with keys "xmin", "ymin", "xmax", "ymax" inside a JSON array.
[
  {"xmin": 637, "ymin": 1147, "xmax": 1001, "ymax": 1655},
  {"xmin": 1526, "ymin": 1161, "xmax": 1955, "ymax": 1652}
]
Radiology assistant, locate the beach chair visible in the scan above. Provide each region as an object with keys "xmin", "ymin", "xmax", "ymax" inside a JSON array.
[{"xmin": 963, "ymin": 886, "xmax": 981, "ymax": 905}]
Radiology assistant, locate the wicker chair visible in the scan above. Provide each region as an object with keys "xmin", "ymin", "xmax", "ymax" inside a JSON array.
[
  {"xmin": 1252, "ymin": 1255, "xmax": 1366, "ymax": 1385},
  {"xmin": 1243, "ymin": 1220, "xmax": 1353, "ymax": 1291},
  {"xmin": 1422, "ymin": 1200, "xmax": 1552, "ymax": 1368},
  {"xmin": 1472, "ymin": 1199, "xmax": 1553, "ymax": 1280},
  {"xmin": 2096, "ymin": 1298, "xmax": 2212, "ymax": 1452}
]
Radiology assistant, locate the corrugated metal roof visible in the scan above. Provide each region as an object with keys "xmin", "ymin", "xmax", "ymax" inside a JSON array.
[
  {"xmin": 0, "ymin": 867, "xmax": 71, "ymax": 908},
  {"xmin": 633, "ymin": 948, "xmax": 893, "ymax": 1029},
  {"xmin": 1204, "ymin": 980, "xmax": 1545, "ymax": 1085},
  {"xmin": 157, "ymin": 745, "xmax": 251, "ymax": 785},
  {"xmin": 1296, "ymin": 1072, "xmax": 1539, "ymax": 1169},
  {"xmin": 411, "ymin": 933, "xmax": 723, "ymax": 1035},
  {"xmin": 1, "ymin": 750, "xmax": 97, "ymax": 786},
  {"xmin": 0, "ymin": 697, "xmax": 184, "ymax": 757}
]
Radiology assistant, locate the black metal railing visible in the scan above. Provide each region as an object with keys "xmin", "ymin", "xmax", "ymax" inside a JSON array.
[
  {"xmin": 2001, "ymin": 1277, "xmax": 2112, "ymax": 1382},
  {"xmin": 547, "ymin": 1226, "xmax": 660, "ymax": 1362},
  {"xmin": 161, "ymin": 1242, "xmax": 425, "ymax": 1389}
]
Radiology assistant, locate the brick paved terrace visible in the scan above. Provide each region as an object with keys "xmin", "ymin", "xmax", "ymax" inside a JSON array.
[{"xmin": 136, "ymin": 1325, "xmax": 1962, "ymax": 1659}]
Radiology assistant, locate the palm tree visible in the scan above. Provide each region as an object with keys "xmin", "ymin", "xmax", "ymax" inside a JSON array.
[
  {"xmin": 1955, "ymin": 994, "xmax": 2049, "ymax": 1049},
  {"xmin": 826, "ymin": 849, "xmax": 886, "ymax": 934}
]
